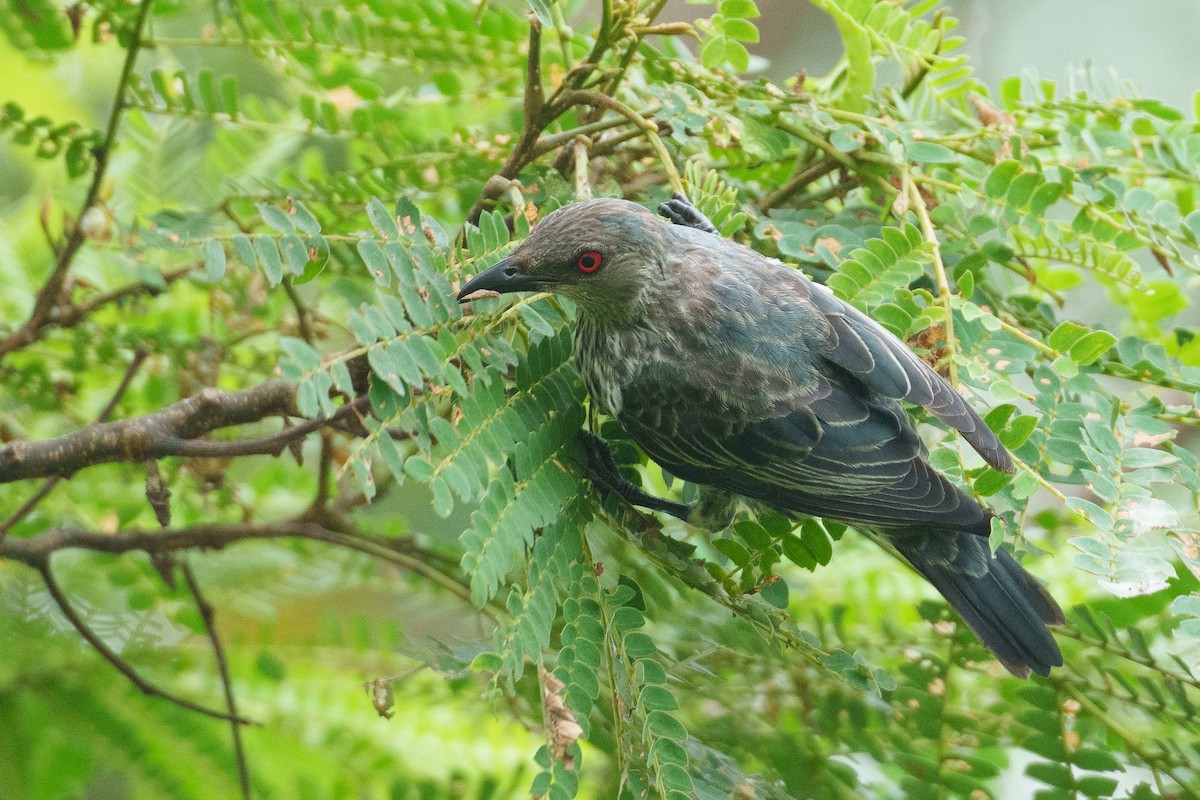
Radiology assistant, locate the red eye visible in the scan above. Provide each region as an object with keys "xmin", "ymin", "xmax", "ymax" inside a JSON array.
[{"xmin": 576, "ymin": 251, "xmax": 603, "ymax": 274}]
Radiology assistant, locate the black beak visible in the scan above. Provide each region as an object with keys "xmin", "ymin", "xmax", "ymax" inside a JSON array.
[{"xmin": 456, "ymin": 256, "xmax": 548, "ymax": 302}]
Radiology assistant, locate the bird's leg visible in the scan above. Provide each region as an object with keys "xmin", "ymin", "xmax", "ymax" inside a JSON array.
[
  {"xmin": 576, "ymin": 430, "xmax": 694, "ymax": 522},
  {"xmin": 657, "ymin": 193, "xmax": 719, "ymax": 236}
]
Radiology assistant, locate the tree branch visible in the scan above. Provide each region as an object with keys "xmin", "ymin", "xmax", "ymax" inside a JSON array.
[
  {"xmin": 0, "ymin": 382, "xmax": 370, "ymax": 484},
  {"xmin": 181, "ymin": 562, "xmax": 251, "ymax": 799},
  {"xmin": 0, "ymin": 0, "xmax": 155, "ymax": 360},
  {"xmin": 1, "ymin": 346, "xmax": 150, "ymax": 540},
  {"xmin": 34, "ymin": 557, "xmax": 253, "ymax": 724}
]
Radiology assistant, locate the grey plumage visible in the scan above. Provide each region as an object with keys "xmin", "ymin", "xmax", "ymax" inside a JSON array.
[{"xmin": 457, "ymin": 197, "xmax": 1063, "ymax": 677}]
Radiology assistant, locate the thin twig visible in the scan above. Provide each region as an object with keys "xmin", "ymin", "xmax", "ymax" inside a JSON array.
[
  {"xmin": 282, "ymin": 278, "xmax": 314, "ymax": 344},
  {"xmin": 0, "ymin": 0, "xmax": 155, "ymax": 360},
  {"xmin": 35, "ymin": 557, "xmax": 253, "ymax": 724},
  {"xmin": 759, "ymin": 158, "xmax": 840, "ymax": 211},
  {"xmin": 1052, "ymin": 679, "xmax": 1197, "ymax": 798},
  {"xmin": 181, "ymin": 562, "xmax": 251, "ymax": 800},
  {"xmin": 903, "ymin": 169, "xmax": 958, "ymax": 387},
  {"xmin": 559, "ymin": 89, "xmax": 683, "ymax": 193},
  {"xmin": 171, "ymin": 397, "xmax": 366, "ymax": 458},
  {"xmin": 467, "ymin": 16, "xmax": 547, "ymax": 223},
  {"xmin": 53, "ymin": 263, "xmax": 198, "ymax": 329},
  {"xmin": 309, "ymin": 432, "xmax": 334, "ymax": 513},
  {"xmin": 1, "ymin": 346, "xmax": 150, "ymax": 540}
]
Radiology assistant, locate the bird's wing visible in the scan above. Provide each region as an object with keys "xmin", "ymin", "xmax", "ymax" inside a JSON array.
[
  {"xmin": 619, "ymin": 371, "xmax": 991, "ymax": 534},
  {"xmin": 666, "ymin": 215, "xmax": 1009, "ymax": 472},
  {"xmin": 804, "ymin": 282, "xmax": 1013, "ymax": 473}
]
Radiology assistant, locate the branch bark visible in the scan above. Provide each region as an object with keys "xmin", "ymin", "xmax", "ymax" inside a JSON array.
[
  {"xmin": 0, "ymin": 381, "xmax": 369, "ymax": 484},
  {"xmin": 1, "ymin": 346, "xmax": 149, "ymax": 539},
  {"xmin": 1, "ymin": 516, "xmax": 478, "ymax": 614}
]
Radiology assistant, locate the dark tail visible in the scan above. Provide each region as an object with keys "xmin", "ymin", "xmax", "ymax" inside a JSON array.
[{"xmin": 893, "ymin": 528, "xmax": 1064, "ymax": 678}]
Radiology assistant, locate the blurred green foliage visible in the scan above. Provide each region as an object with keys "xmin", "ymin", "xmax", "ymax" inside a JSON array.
[{"xmin": 2, "ymin": 0, "xmax": 1200, "ymax": 798}]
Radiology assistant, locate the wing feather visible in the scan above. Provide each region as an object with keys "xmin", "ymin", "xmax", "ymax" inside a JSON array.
[
  {"xmin": 621, "ymin": 376, "xmax": 990, "ymax": 535},
  {"xmin": 806, "ymin": 283, "xmax": 1013, "ymax": 473}
]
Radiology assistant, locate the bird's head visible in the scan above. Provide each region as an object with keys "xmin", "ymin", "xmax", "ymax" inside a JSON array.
[{"xmin": 456, "ymin": 198, "xmax": 669, "ymax": 316}]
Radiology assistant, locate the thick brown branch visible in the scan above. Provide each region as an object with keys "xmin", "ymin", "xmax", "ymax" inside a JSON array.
[
  {"xmin": 0, "ymin": 381, "xmax": 368, "ymax": 484},
  {"xmin": 1, "ymin": 346, "xmax": 150, "ymax": 540}
]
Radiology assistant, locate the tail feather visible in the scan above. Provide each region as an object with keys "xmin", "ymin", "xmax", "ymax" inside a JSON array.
[{"xmin": 894, "ymin": 530, "xmax": 1063, "ymax": 678}]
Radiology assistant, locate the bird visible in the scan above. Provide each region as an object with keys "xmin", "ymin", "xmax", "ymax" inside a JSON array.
[{"xmin": 456, "ymin": 195, "xmax": 1064, "ymax": 678}]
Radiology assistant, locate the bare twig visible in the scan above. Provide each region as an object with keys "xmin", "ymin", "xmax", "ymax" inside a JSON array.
[
  {"xmin": 759, "ymin": 158, "xmax": 841, "ymax": 211},
  {"xmin": 181, "ymin": 562, "xmax": 251, "ymax": 800},
  {"xmin": 53, "ymin": 263, "xmax": 198, "ymax": 329},
  {"xmin": 468, "ymin": 16, "xmax": 549, "ymax": 223},
  {"xmin": 282, "ymin": 278, "xmax": 314, "ymax": 344},
  {"xmin": 0, "ymin": 0, "xmax": 155, "ymax": 360},
  {"xmin": 1, "ymin": 346, "xmax": 150, "ymax": 540},
  {"xmin": 34, "ymin": 557, "xmax": 253, "ymax": 724},
  {"xmin": 558, "ymin": 89, "xmax": 683, "ymax": 193}
]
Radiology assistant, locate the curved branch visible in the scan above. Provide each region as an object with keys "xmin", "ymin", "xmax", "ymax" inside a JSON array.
[
  {"xmin": 35, "ymin": 558, "xmax": 254, "ymax": 725},
  {"xmin": 0, "ymin": 382, "xmax": 369, "ymax": 484},
  {"xmin": 1, "ymin": 516, "xmax": 484, "ymax": 618}
]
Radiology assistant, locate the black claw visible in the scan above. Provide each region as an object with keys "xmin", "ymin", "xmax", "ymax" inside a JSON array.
[
  {"xmin": 577, "ymin": 430, "xmax": 694, "ymax": 522},
  {"xmin": 657, "ymin": 193, "xmax": 719, "ymax": 236}
]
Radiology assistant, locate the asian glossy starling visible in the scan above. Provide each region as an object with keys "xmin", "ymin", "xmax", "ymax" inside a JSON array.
[{"xmin": 457, "ymin": 197, "xmax": 1063, "ymax": 677}]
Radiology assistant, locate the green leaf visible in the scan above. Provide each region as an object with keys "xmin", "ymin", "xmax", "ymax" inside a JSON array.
[
  {"xmin": 257, "ymin": 202, "xmax": 294, "ymax": 233},
  {"xmin": 623, "ymin": 632, "xmax": 657, "ymax": 658},
  {"xmin": 289, "ymin": 202, "xmax": 321, "ymax": 234},
  {"xmin": 219, "ymin": 74, "xmax": 239, "ymax": 117},
  {"xmin": 984, "ymin": 160, "xmax": 1020, "ymax": 198},
  {"xmin": 1047, "ymin": 321, "xmax": 1090, "ymax": 352},
  {"xmin": 395, "ymin": 197, "xmax": 423, "ymax": 236},
  {"xmin": 231, "ymin": 234, "xmax": 256, "ymax": 269},
  {"xmin": 367, "ymin": 198, "xmax": 398, "ymax": 240},
  {"xmin": 470, "ymin": 651, "xmax": 502, "ymax": 672},
  {"xmin": 725, "ymin": 41, "xmax": 750, "ymax": 71},
  {"xmin": 253, "ymin": 235, "xmax": 282, "ymax": 285},
  {"xmin": 720, "ymin": 0, "xmax": 760, "ymax": 18},
  {"xmin": 700, "ymin": 34, "xmax": 728, "ymax": 69},
  {"xmin": 999, "ymin": 414, "xmax": 1038, "ymax": 449},
  {"xmin": 799, "ymin": 520, "xmax": 833, "ymax": 566},
  {"xmin": 733, "ymin": 520, "xmax": 773, "ymax": 550},
  {"xmin": 202, "ymin": 239, "xmax": 226, "ymax": 281},
  {"xmin": 358, "ymin": 240, "xmax": 391, "ymax": 287},
  {"xmin": 1069, "ymin": 330, "xmax": 1118, "ymax": 365},
  {"xmin": 723, "ymin": 18, "xmax": 759, "ymax": 43},
  {"xmin": 404, "ymin": 455, "xmax": 434, "ymax": 482},
  {"xmin": 713, "ymin": 537, "xmax": 752, "ymax": 566},
  {"xmin": 1006, "ymin": 171, "xmax": 1044, "ymax": 207},
  {"xmin": 760, "ymin": 578, "xmax": 789, "ymax": 609},
  {"xmin": 279, "ymin": 233, "xmax": 309, "ymax": 275},
  {"xmin": 905, "ymin": 141, "xmax": 956, "ymax": 164}
]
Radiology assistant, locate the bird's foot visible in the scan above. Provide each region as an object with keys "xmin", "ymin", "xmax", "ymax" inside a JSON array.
[
  {"xmin": 576, "ymin": 430, "xmax": 694, "ymax": 522},
  {"xmin": 657, "ymin": 193, "xmax": 719, "ymax": 236}
]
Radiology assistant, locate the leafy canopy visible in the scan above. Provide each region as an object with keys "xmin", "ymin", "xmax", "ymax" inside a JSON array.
[{"xmin": 1, "ymin": 0, "xmax": 1200, "ymax": 799}]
